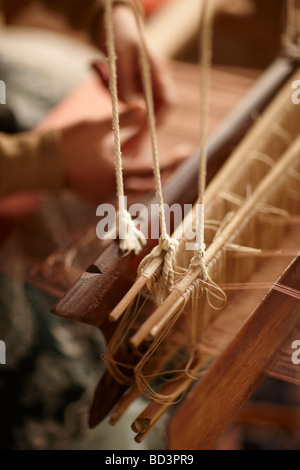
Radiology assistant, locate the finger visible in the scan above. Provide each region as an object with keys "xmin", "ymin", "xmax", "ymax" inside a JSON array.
[
  {"xmin": 91, "ymin": 60, "xmax": 110, "ymax": 89},
  {"xmin": 90, "ymin": 104, "xmax": 146, "ymax": 136},
  {"xmin": 122, "ymin": 146, "xmax": 191, "ymax": 176},
  {"xmin": 124, "ymin": 176, "xmax": 155, "ymax": 193},
  {"xmin": 149, "ymin": 53, "xmax": 175, "ymax": 120},
  {"xmin": 117, "ymin": 52, "xmax": 140, "ymax": 103},
  {"xmin": 124, "ymin": 165, "xmax": 184, "ymax": 195},
  {"xmin": 92, "ymin": 55, "xmax": 141, "ymax": 104},
  {"xmin": 121, "ymin": 119, "xmax": 149, "ymax": 156},
  {"xmin": 91, "ymin": 59, "xmax": 143, "ymax": 109},
  {"xmin": 159, "ymin": 145, "xmax": 192, "ymax": 170}
]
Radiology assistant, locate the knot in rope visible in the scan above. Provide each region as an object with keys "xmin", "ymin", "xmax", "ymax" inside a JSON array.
[
  {"xmin": 138, "ymin": 235, "xmax": 179, "ymax": 304},
  {"xmin": 160, "ymin": 235, "xmax": 179, "ymax": 254},
  {"xmin": 189, "ymin": 244, "xmax": 209, "ymax": 281}
]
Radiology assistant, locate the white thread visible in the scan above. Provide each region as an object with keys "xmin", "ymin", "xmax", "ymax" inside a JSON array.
[{"xmin": 103, "ymin": 196, "xmax": 146, "ymax": 254}]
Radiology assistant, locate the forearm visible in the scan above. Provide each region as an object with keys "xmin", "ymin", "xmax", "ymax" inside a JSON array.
[{"xmin": 0, "ymin": 130, "xmax": 64, "ymax": 197}]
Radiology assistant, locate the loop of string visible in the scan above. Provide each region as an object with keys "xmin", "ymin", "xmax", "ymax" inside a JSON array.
[
  {"xmin": 104, "ymin": 0, "xmax": 146, "ymax": 254},
  {"xmin": 185, "ymin": 276, "xmax": 227, "ymax": 311}
]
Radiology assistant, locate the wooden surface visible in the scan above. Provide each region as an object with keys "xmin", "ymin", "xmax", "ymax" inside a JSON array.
[{"xmin": 167, "ymin": 256, "xmax": 300, "ymax": 450}]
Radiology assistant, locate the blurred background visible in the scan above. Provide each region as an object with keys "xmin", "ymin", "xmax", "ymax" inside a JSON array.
[{"xmin": 0, "ymin": 0, "xmax": 299, "ymax": 451}]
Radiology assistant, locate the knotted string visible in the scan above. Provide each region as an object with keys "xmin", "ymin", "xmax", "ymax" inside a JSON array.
[
  {"xmin": 189, "ymin": 0, "xmax": 221, "ymax": 292},
  {"xmin": 138, "ymin": 236, "xmax": 179, "ymax": 305},
  {"xmin": 133, "ymin": 0, "xmax": 179, "ymax": 302},
  {"xmin": 103, "ymin": 0, "xmax": 146, "ymax": 254}
]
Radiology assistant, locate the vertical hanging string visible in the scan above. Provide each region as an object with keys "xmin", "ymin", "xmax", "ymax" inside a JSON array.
[
  {"xmin": 103, "ymin": 0, "xmax": 146, "ymax": 254},
  {"xmin": 189, "ymin": 0, "xmax": 214, "ymax": 279},
  {"xmin": 134, "ymin": 0, "xmax": 179, "ymax": 304},
  {"xmin": 133, "ymin": 0, "xmax": 167, "ymax": 241}
]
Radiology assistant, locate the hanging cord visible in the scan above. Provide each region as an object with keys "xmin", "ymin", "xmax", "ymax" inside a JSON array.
[
  {"xmin": 103, "ymin": 0, "xmax": 146, "ymax": 254},
  {"xmin": 189, "ymin": 0, "xmax": 214, "ymax": 279},
  {"xmin": 134, "ymin": 0, "xmax": 179, "ymax": 304}
]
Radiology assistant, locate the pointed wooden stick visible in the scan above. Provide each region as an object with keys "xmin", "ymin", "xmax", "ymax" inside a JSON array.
[
  {"xmin": 109, "ymin": 276, "xmax": 149, "ymax": 323},
  {"xmin": 109, "ymin": 257, "xmax": 163, "ymax": 322},
  {"xmin": 109, "ymin": 385, "xmax": 141, "ymax": 425}
]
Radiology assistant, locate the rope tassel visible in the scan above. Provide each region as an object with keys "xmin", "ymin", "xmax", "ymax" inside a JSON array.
[{"xmin": 104, "ymin": 196, "xmax": 146, "ymax": 255}]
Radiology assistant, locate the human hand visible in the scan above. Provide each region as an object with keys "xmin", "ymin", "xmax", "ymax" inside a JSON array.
[
  {"xmin": 61, "ymin": 105, "xmax": 147, "ymax": 202},
  {"xmin": 61, "ymin": 103, "xmax": 189, "ymax": 203},
  {"xmin": 93, "ymin": 4, "xmax": 173, "ymax": 119}
]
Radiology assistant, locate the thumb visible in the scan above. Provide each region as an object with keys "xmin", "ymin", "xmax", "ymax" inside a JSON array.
[{"xmin": 92, "ymin": 104, "xmax": 146, "ymax": 137}]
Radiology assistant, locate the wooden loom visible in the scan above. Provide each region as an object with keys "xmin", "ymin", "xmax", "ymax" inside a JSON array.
[
  {"xmin": 0, "ymin": 1, "xmax": 297, "ymax": 452},
  {"xmin": 50, "ymin": 51, "xmax": 300, "ymax": 449},
  {"xmin": 48, "ymin": 1, "xmax": 300, "ymax": 448}
]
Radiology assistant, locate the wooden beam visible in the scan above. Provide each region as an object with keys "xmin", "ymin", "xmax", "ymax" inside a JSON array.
[{"xmin": 167, "ymin": 256, "xmax": 300, "ymax": 450}]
